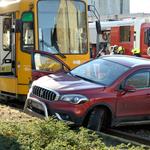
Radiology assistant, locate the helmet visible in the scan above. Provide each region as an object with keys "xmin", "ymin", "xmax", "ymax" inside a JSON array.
[
  {"xmin": 132, "ymin": 48, "xmax": 140, "ymax": 54},
  {"xmin": 118, "ymin": 46, "xmax": 125, "ymax": 52},
  {"xmin": 114, "ymin": 45, "xmax": 118, "ymax": 50}
]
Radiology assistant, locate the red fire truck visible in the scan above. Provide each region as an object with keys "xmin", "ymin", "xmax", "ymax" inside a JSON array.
[{"xmin": 89, "ymin": 13, "xmax": 150, "ymax": 58}]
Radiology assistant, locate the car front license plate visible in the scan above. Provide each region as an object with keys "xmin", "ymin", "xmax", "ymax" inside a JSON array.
[{"xmin": 31, "ymin": 101, "xmax": 44, "ymax": 111}]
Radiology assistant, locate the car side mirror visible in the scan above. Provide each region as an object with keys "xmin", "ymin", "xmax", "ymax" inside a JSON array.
[{"xmin": 123, "ymin": 85, "xmax": 136, "ymax": 92}]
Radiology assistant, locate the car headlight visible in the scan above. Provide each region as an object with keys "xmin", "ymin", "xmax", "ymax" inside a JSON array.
[{"xmin": 60, "ymin": 94, "xmax": 89, "ymax": 104}]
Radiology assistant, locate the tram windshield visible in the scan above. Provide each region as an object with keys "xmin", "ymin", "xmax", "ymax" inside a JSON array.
[{"xmin": 37, "ymin": 0, "xmax": 88, "ymax": 55}]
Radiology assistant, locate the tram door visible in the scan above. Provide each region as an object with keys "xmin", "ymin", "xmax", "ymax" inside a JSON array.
[{"xmin": 0, "ymin": 16, "xmax": 15, "ymax": 76}]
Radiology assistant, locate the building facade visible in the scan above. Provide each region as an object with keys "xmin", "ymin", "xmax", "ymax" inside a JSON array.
[{"xmin": 87, "ymin": 0, "xmax": 130, "ymax": 17}]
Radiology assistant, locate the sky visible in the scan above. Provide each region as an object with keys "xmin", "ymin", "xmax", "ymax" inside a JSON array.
[{"xmin": 130, "ymin": 0, "xmax": 150, "ymax": 13}]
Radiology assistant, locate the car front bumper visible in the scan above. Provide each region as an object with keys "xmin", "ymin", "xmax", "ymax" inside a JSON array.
[{"xmin": 24, "ymin": 97, "xmax": 84, "ymax": 126}]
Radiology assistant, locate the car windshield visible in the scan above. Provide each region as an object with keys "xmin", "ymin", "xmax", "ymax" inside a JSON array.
[{"xmin": 70, "ymin": 59, "xmax": 130, "ymax": 85}]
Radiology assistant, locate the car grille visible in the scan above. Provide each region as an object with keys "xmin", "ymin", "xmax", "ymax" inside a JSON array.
[{"xmin": 32, "ymin": 86, "xmax": 58, "ymax": 101}]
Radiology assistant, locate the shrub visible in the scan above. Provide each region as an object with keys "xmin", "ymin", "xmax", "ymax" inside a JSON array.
[{"xmin": 0, "ymin": 116, "xmax": 146, "ymax": 150}]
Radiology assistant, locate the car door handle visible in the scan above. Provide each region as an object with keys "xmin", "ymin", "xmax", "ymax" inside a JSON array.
[{"xmin": 145, "ymin": 93, "xmax": 150, "ymax": 98}]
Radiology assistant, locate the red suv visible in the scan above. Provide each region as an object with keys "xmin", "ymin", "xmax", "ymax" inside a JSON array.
[{"xmin": 24, "ymin": 52, "xmax": 150, "ymax": 131}]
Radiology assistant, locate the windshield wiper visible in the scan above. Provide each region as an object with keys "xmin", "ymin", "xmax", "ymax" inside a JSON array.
[
  {"xmin": 40, "ymin": 40, "xmax": 66, "ymax": 58},
  {"xmin": 75, "ymin": 74, "xmax": 105, "ymax": 85},
  {"xmin": 68, "ymin": 71, "xmax": 74, "ymax": 76},
  {"xmin": 75, "ymin": 75, "xmax": 97, "ymax": 83}
]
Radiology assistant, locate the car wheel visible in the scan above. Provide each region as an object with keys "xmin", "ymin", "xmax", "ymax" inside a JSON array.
[{"xmin": 87, "ymin": 108, "xmax": 105, "ymax": 131}]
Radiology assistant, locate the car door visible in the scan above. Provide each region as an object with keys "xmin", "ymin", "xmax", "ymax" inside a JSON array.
[
  {"xmin": 116, "ymin": 69, "xmax": 150, "ymax": 122},
  {"xmin": 31, "ymin": 50, "xmax": 71, "ymax": 81}
]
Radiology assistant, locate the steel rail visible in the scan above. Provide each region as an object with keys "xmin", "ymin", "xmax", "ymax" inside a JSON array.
[
  {"xmin": 0, "ymin": 99, "xmax": 24, "ymax": 110},
  {"xmin": 102, "ymin": 127, "xmax": 150, "ymax": 147}
]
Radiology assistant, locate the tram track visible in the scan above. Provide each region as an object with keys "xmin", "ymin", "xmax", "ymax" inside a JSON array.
[
  {"xmin": 0, "ymin": 99, "xmax": 25, "ymax": 110},
  {"xmin": 102, "ymin": 127, "xmax": 150, "ymax": 148}
]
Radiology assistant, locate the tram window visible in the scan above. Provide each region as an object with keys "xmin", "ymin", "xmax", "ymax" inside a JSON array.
[
  {"xmin": 3, "ymin": 18, "xmax": 11, "ymax": 51},
  {"xmin": 120, "ymin": 26, "xmax": 131, "ymax": 42},
  {"xmin": 21, "ymin": 12, "xmax": 35, "ymax": 54},
  {"xmin": 22, "ymin": 22, "xmax": 34, "ymax": 53}
]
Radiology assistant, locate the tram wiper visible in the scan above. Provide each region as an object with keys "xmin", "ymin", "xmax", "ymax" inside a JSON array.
[{"xmin": 40, "ymin": 40, "xmax": 66, "ymax": 58}]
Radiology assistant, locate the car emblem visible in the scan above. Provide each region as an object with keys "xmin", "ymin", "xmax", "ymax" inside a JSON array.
[{"xmin": 40, "ymin": 89, "xmax": 44, "ymax": 97}]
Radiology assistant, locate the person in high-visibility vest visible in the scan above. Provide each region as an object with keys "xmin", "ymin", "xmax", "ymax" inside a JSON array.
[
  {"xmin": 118, "ymin": 46, "xmax": 125, "ymax": 55},
  {"xmin": 132, "ymin": 48, "xmax": 142, "ymax": 57}
]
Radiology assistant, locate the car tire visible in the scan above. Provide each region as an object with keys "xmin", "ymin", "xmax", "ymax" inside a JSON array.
[{"xmin": 87, "ymin": 108, "xmax": 105, "ymax": 131}]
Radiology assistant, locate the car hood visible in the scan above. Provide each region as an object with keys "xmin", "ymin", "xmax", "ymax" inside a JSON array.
[{"xmin": 33, "ymin": 73, "xmax": 105, "ymax": 93}]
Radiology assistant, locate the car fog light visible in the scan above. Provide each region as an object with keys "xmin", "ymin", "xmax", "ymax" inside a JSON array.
[{"xmin": 56, "ymin": 113, "xmax": 71, "ymax": 121}]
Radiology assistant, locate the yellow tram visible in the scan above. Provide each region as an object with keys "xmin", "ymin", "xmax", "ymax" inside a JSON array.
[{"xmin": 0, "ymin": 0, "xmax": 90, "ymax": 101}]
